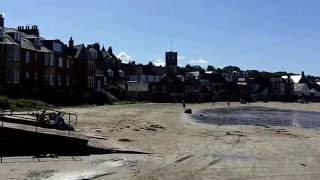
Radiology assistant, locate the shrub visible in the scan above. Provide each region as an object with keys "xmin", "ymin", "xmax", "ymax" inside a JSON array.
[{"xmin": 0, "ymin": 96, "xmax": 48, "ymax": 110}]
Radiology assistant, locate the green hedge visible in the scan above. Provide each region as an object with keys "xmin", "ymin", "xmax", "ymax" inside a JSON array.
[{"xmin": 0, "ymin": 96, "xmax": 48, "ymax": 110}]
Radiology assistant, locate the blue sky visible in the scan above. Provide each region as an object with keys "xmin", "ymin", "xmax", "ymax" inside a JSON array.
[{"xmin": 2, "ymin": 0, "xmax": 320, "ymax": 75}]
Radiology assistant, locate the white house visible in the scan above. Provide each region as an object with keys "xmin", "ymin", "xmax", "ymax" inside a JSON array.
[{"xmin": 294, "ymin": 83, "xmax": 310, "ymax": 96}]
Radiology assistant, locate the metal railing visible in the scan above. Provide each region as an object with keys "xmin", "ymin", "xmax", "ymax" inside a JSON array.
[{"xmin": 0, "ymin": 108, "xmax": 78, "ymax": 163}]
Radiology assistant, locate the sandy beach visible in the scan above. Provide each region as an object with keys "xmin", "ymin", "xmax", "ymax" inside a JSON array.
[{"xmin": 1, "ymin": 102, "xmax": 320, "ymax": 180}]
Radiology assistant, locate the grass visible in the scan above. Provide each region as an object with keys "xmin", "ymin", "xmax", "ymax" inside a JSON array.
[{"xmin": 0, "ymin": 96, "xmax": 48, "ymax": 110}]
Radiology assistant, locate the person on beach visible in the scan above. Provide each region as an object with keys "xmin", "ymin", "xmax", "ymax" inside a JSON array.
[
  {"xmin": 38, "ymin": 109, "xmax": 47, "ymax": 123},
  {"xmin": 212, "ymin": 97, "xmax": 215, "ymax": 106},
  {"xmin": 228, "ymin": 100, "xmax": 230, "ymax": 106},
  {"xmin": 54, "ymin": 112, "xmax": 66, "ymax": 127},
  {"xmin": 182, "ymin": 100, "xmax": 186, "ymax": 109}
]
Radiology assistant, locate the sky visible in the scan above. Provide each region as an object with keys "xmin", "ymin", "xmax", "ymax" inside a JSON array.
[{"xmin": 1, "ymin": 0, "xmax": 320, "ymax": 75}]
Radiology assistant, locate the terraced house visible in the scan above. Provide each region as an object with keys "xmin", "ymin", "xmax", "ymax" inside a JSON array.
[{"xmin": 0, "ymin": 16, "xmax": 108, "ymax": 102}]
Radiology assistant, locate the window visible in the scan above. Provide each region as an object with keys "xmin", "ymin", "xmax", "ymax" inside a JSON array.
[
  {"xmin": 14, "ymin": 69, "xmax": 19, "ymax": 83},
  {"xmin": 88, "ymin": 76, "xmax": 92, "ymax": 88},
  {"xmin": 35, "ymin": 72, "xmax": 38, "ymax": 80},
  {"xmin": 7, "ymin": 70, "xmax": 14, "ymax": 83},
  {"xmin": 44, "ymin": 54, "xmax": 50, "ymax": 66},
  {"xmin": 107, "ymin": 69, "xmax": 114, "ymax": 77},
  {"xmin": 88, "ymin": 62, "xmax": 94, "ymax": 71},
  {"xmin": 25, "ymin": 51, "xmax": 30, "ymax": 63},
  {"xmin": 88, "ymin": 76, "xmax": 90, "ymax": 88},
  {"xmin": 14, "ymin": 48, "xmax": 19, "ymax": 61},
  {"xmin": 35, "ymin": 38, "xmax": 41, "ymax": 47},
  {"xmin": 49, "ymin": 74, "xmax": 54, "ymax": 86},
  {"xmin": 88, "ymin": 76, "xmax": 94, "ymax": 88},
  {"xmin": 66, "ymin": 74, "xmax": 70, "ymax": 87},
  {"xmin": 25, "ymin": 72, "xmax": 30, "ymax": 79},
  {"xmin": 50, "ymin": 54, "xmax": 55, "ymax": 66},
  {"xmin": 7, "ymin": 45, "xmax": 20, "ymax": 61},
  {"xmin": 162, "ymin": 87, "xmax": 166, "ymax": 94},
  {"xmin": 91, "ymin": 76, "xmax": 94, "ymax": 88},
  {"xmin": 14, "ymin": 32, "xmax": 21, "ymax": 42},
  {"xmin": 58, "ymin": 58, "xmax": 63, "ymax": 67},
  {"xmin": 118, "ymin": 70, "xmax": 124, "ymax": 78},
  {"xmin": 44, "ymin": 73, "xmax": 49, "ymax": 82},
  {"xmin": 7, "ymin": 69, "xmax": 20, "ymax": 84},
  {"xmin": 66, "ymin": 59, "xmax": 70, "ymax": 69},
  {"xmin": 57, "ymin": 74, "xmax": 61, "ymax": 86}
]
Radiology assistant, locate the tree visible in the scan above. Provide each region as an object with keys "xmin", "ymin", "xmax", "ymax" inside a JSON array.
[
  {"xmin": 184, "ymin": 64, "xmax": 193, "ymax": 72},
  {"xmin": 206, "ymin": 65, "xmax": 216, "ymax": 71},
  {"xmin": 147, "ymin": 61, "xmax": 155, "ymax": 66},
  {"xmin": 247, "ymin": 70, "xmax": 260, "ymax": 78},
  {"xmin": 223, "ymin": 66, "xmax": 241, "ymax": 72},
  {"xmin": 216, "ymin": 68, "xmax": 224, "ymax": 73},
  {"xmin": 273, "ymin": 71, "xmax": 289, "ymax": 77},
  {"xmin": 182, "ymin": 64, "xmax": 205, "ymax": 74}
]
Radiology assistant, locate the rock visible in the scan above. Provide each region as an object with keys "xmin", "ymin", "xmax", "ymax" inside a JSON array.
[
  {"xmin": 185, "ymin": 109, "xmax": 192, "ymax": 114},
  {"xmin": 118, "ymin": 138, "xmax": 134, "ymax": 142}
]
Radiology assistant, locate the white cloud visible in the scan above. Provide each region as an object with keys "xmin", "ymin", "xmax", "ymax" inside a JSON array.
[
  {"xmin": 177, "ymin": 55, "xmax": 187, "ymax": 66},
  {"xmin": 190, "ymin": 59, "xmax": 208, "ymax": 65},
  {"xmin": 178, "ymin": 55, "xmax": 186, "ymax": 60},
  {"xmin": 0, "ymin": 13, "xmax": 6, "ymax": 16},
  {"xmin": 117, "ymin": 52, "xmax": 131, "ymax": 63},
  {"xmin": 153, "ymin": 59, "xmax": 165, "ymax": 66}
]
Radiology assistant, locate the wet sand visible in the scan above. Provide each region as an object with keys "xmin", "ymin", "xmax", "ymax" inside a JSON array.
[
  {"xmin": 1, "ymin": 102, "xmax": 320, "ymax": 180},
  {"xmin": 192, "ymin": 106, "xmax": 320, "ymax": 128}
]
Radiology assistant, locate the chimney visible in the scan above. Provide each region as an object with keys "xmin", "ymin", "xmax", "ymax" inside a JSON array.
[
  {"xmin": 0, "ymin": 14, "xmax": 4, "ymax": 28},
  {"xmin": 69, "ymin": 36, "xmax": 74, "ymax": 48},
  {"xmin": 93, "ymin": 43, "xmax": 100, "ymax": 51},
  {"xmin": 108, "ymin": 46, "xmax": 113, "ymax": 54}
]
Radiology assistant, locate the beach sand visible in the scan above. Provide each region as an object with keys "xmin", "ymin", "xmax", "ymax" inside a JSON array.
[{"xmin": 1, "ymin": 102, "xmax": 320, "ymax": 180}]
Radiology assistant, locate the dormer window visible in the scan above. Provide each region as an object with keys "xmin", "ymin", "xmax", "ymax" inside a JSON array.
[
  {"xmin": 89, "ymin": 48, "xmax": 97, "ymax": 59},
  {"xmin": 107, "ymin": 69, "xmax": 114, "ymax": 77},
  {"xmin": 35, "ymin": 38, "xmax": 41, "ymax": 47},
  {"xmin": 14, "ymin": 32, "xmax": 21, "ymax": 42},
  {"xmin": 118, "ymin": 70, "xmax": 124, "ymax": 77},
  {"xmin": 53, "ymin": 42, "xmax": 62, "ymax": 52}
]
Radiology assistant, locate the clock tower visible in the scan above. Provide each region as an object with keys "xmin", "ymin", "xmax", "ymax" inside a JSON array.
[{"xmin": 165, "ymin": 51, "xmax": 178, "ymax": 67}]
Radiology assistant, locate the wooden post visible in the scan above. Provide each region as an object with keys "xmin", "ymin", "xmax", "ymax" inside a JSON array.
[{"xmin": 68, "ymin": 114, "xmax": 70, "ymax": 136}]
